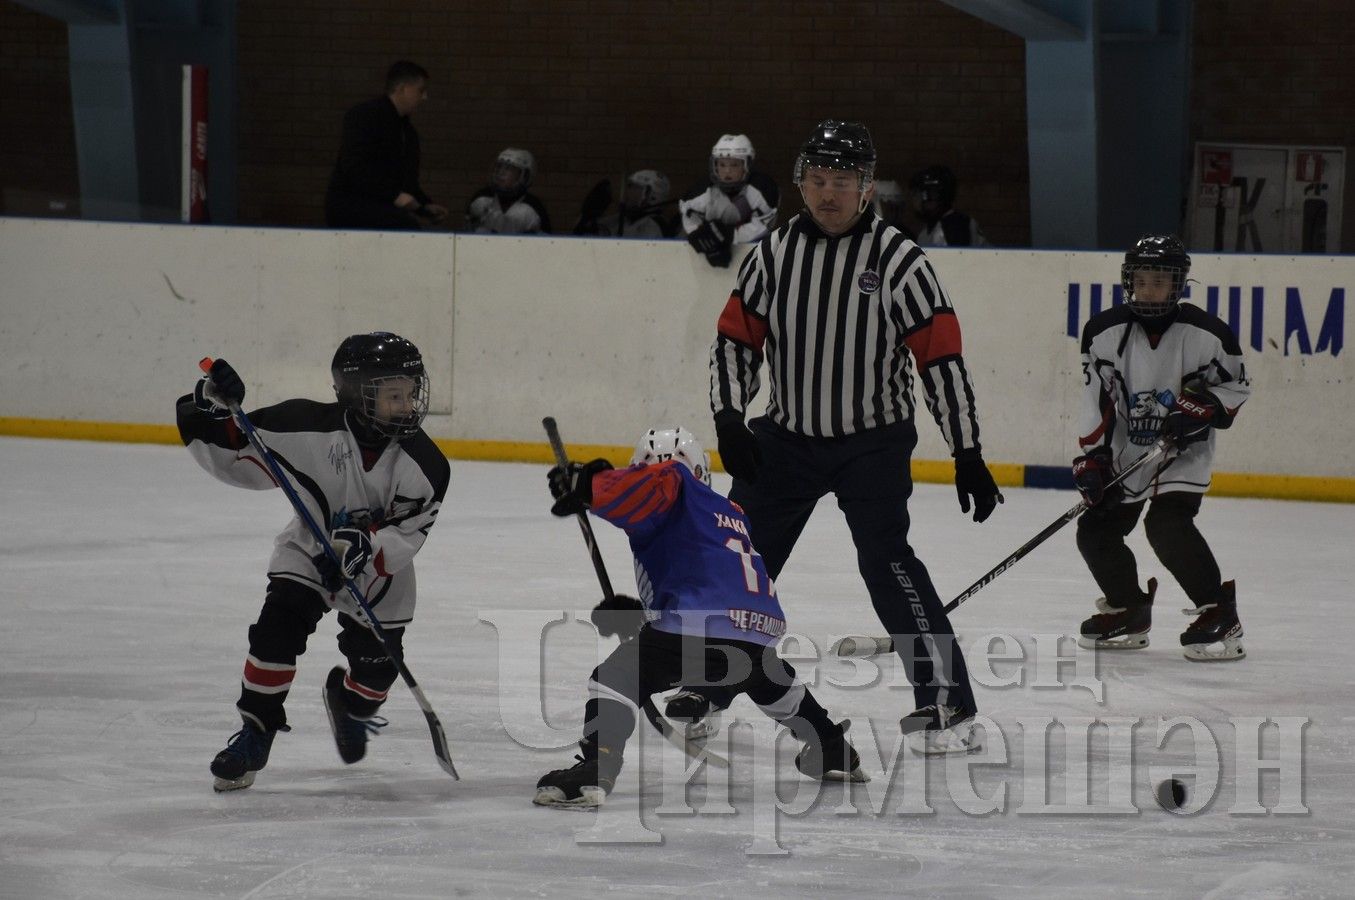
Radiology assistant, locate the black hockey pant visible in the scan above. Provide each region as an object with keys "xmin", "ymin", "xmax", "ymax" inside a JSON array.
[
  {"xmin": 1077, "ymin": 491, "xmax": 1222, "ymax": 608},
  {"xmin": 234, "ymin": 576, "xmax": 403, "ymax": 732},
  {"xmin": 699, "ymin": 417, "xmax": 976, "ymax": 715},
  {"xmin": 584, "ymin": 626, "xmax": 836, "ymax": 769}
]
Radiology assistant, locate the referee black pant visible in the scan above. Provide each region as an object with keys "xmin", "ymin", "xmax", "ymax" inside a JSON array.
[{"xmin": 703, "ymin": 417, "xmax": 977, "ymax": 715}]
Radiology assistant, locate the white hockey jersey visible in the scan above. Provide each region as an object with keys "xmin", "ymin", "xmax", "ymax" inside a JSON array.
[
  {"xmin": 1078, "ymin": 303, "xmax": 1251, "ymax": 500},
  {"xmin": 466, "ymin": 188, "xmax": 551, "ymax": 234},
  {"xmin": 177, "ymin": 397, "xmax": 450, "ymax": 626},
  {"xmin": 678, "ymin": 171, "xmax": 779, "ymax": 243},
  {"xmin": 916, "ymin": 210, "xmax": 990, "ymax": 247}
]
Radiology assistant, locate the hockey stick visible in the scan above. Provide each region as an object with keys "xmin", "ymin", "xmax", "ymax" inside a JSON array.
[
  {"xmin": 834, "ymin": 438, "xmax": 1174, "ymax": 658},
  {"xmin": 199, "ymin": 359, "xmax": 459, "ymax": 779},
  {"xmin": 542, "ymin": 416, "xmax": 728, "ymax": 768}
]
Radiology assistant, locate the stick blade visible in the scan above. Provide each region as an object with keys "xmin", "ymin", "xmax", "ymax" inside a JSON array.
[{"xmin": 424, "ymin": 710, "xmax": 460, "ymax": 779}]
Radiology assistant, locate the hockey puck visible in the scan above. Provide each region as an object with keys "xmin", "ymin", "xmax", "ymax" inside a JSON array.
[{"xmin": 1155, "ymin": 778, "xmax": 1187, "ymax": 811}]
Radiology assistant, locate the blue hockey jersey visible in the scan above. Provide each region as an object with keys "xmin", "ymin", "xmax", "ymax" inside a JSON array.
[{"xmin": 590, "ymin": 461, "xmax": 787, "ymax": 646}]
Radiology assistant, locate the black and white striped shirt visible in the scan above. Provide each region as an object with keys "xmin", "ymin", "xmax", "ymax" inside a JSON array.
[{"xmin": 710, "ymin": 208, "xmax": 983, "ymax": 453}]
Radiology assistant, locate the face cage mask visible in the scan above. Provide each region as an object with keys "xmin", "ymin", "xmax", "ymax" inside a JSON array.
[
  {"xmin": 358, "ymin": 372, "xmax": 430, "ymax": 438},
  {"xmin": 1122, "ymin": 264, "xmax": 1186, "ymax": 320},
  {"xmin": 793, "ymin": 157, "xmax": 877, "ymax": 214},
  {"xmin": 492, "ymin": 161, "xmax": 529, "ymax": 197}
]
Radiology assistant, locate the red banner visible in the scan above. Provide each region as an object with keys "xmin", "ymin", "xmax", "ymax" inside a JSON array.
[{"xmin": 181, "ymin": 65, "xmax": 209, "ymax": 222}]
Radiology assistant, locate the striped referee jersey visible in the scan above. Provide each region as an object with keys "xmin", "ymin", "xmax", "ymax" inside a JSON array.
[{"xmin": 710, "ymin": 208, "xmax": 983, "ymax": 453}]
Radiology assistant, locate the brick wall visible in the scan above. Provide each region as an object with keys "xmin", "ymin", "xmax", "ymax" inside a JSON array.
[
  {"xmin": 0, "ymin": 4, "xmax": 79, "ymax": 216},
  {"xmin": 236, "ymin": 0, "xmax": 1030, "ymax": 243},
  {"xmin": 4, "ymin": 0, "xmax": 1355, "ymax": 249},
  {"xmin": 1191, "ymin": 0, "xmax": 1355, "ymax": 250}
]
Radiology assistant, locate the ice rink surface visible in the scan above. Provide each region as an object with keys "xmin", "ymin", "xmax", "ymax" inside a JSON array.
[{"xmin": 2, "ymin": 436, "xmax": 1352, "ymax": 899}]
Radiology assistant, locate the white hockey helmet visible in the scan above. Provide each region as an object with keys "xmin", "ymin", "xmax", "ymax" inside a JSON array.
[
  {"xmin": 493, "ymin": 147, "xmax": 535, "ymax": 196},
  {"xmin": 873, "ymin": 179, "xmax": 904, "ymax": 205},
  {"xmin": 630, "ymin": 426, "xmax": 711, "ymax": 486},
  {"xmin": 710, "ymin": 133, "xmax": 754, "ymax": 185},
  {"xmin": 625, "ymin": 169, "xmax": 671, "ymax": 209}
]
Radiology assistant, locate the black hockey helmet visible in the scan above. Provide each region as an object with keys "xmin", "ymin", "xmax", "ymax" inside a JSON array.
[
  {"xmin": 331, "ymin": 332, "xmax": 430, "ymax": 439},
  {"xmin": 909, "ymin": 165, "xmax": 957, "ymax": 208},
  {"xmin": 1121, "ymin": 234, "xmax": 1191, "ymax": 319},
  {"xmin": 792, "ymin": 120, "xmax": 877, "ymax": 190}
]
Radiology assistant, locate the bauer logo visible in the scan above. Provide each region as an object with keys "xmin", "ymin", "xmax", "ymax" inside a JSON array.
[
  {"xmin": 1065, "ymin": 282, "xmax": 1345, "ymax": 356},
  {"xmin": 857, "ymin": 269, "xmax": 881, "ymax": 294}
]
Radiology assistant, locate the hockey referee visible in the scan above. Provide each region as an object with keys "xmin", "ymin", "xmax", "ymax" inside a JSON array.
[{"xmin": 680, "ymin": 119, "xmax": 1003, "ymax": 755}]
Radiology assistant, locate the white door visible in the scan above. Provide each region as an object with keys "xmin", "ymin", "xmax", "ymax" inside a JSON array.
[{"xmin": 1189, "ymin": 144, "xmax": 1288, "ymax": 253}]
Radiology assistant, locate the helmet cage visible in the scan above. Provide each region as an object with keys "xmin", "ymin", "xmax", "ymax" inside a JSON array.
[
  {"xmin": 332, "ymin": 333, "xmax": 430, "ymax": 439},
  {"xmin": 1121, "ymin": 263, "xmax": 1188, "ymax": 319},
  {"xmin": 492, "ymin": 148, "xmax": 534, "ymax": 197},
  {"xmin": 623, "ymin": 169, "xmax": 670, "ymax": 212},
  {"xmin": 630, "ymin": 427, "xmax": 711, "ymax": 486},
  {"xmin": 910, "ymin": 167, "xmax": 957, "ymax": 208},
  {"xmin": 352, "ymin": 371, "xmax": 430, "ymax": 439},
  {"xmin": 709, "ymin": 134, "xmax": 754, "ymax": 187},
  {"xmin": 1121, "ymin": 236, "xmax": 1191, "ymax": 319}
]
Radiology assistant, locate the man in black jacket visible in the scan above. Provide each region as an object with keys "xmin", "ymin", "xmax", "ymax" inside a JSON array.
[{"xmin": 325, "ymin": 61, "xmax": 448, "ymax": 230}]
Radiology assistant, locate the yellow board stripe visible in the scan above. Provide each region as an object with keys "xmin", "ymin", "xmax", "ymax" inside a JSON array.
[{"xmin": 3, "ymin": 417, "xmax": 1352, "ymax": 504}]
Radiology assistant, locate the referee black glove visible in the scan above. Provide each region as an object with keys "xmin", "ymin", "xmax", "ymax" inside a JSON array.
[
  {"xmin": 954, "ymin": 449, "xmax": 1003, "ymax": 523},
  {"xmin": 715, "ymin": 410, "xmax": 761, "ymax": 483}
]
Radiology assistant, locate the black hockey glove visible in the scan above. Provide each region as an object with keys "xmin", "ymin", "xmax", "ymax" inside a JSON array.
[
  {"xmin": 1164, "ymin": 388, "xmax": 1221, "ymax": 448},
  {"xmin": 954, "ymin": 449, "xmax": 1003, "ymax": 523},
  {"xmin": 714, "ymin": 410, "xmax": 761, "ymax": 483},
  {"xmin": 1072, "ymin": 447, "xmax": 1120, "ymax": 508},
  {"xmin": 314, "ymin": 526, "xmax": 373, "ymax": 593},
  {"xmin": 687, "ymin": 220, "xmax": 733, "ymax": 267},
  {"xmin": 192, "ymin": 379, "xmax": 231, "ymax": 419},
  {"xmin": 591, "ymin": 593, "xmax": 646, "ymax": 640},
  {"xmin": 548, "ymin": 458, "xmax": 614, "ymax": 517},
  {"xmin": 193, "ymin": 358, "xmax": 245, "ymax": 417}
]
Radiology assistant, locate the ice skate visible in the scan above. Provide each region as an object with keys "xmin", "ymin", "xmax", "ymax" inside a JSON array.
[
  {"xmin": 1181, "ymin": 581, "xmax": 1245, "ymax": 661},
  {"xmin": 795, "ymin": 719, "xmax": 870, "ymax": 783},
  {"xmin": 323, "ymin": 666, "xmax": 387, "ymax": 764},
  {"xmin": 210, "ymin": 720, "xmax": 283, "ymax": 792},
  {"xmin": 533, "ymin": 743, "xmax": 621, "ymax": 810},
  {"xmin": 1079, "ymin": 577, "xmax": 1157, "ymax": 650},
  {"xmin": 901, "ymin": 704, "xmax": 980, "ymax": 756},
  {"xmin": 665, "ymin": 690, "xmax": 722, "ymax": 742}
]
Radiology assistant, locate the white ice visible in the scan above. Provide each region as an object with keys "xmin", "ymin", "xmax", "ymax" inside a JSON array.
[{"xmin": 2, "ymin": 436, "xmax": 1352, "ymax": 899}]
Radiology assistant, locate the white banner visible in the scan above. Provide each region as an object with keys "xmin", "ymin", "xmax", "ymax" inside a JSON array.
[{"xmin": 0, "ymin": 220, "xmax": 1348, "ymax": 478}]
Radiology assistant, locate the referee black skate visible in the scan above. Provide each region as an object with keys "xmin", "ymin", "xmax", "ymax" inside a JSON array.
[{"xmin": 686, "ymin": 119, "xmax": 1004, "ymax": 755}]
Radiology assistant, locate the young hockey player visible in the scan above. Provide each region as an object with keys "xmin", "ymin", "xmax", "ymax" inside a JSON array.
[
  {"xmin": 1074, "ymin": 235, "xmax": 1251, "ymax": 660},
  {"xmin": 178, "ymin": 333, "xmax": 450, "ymax": 791},
  {"xmin": 678, "ymin": 134, "xmax": 779, "ymax": 267},
  {"xmin": 535, "ymin": 427, "xmax": 866, "ymax": 809},
  {"xmin": 466, "ymin": 147, "xmax": 551, "ymax": 234}
]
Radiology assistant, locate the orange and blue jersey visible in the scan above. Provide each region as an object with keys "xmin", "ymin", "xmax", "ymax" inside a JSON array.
[{"xmin": 589, "ymin": 460, "xmax": 788, "ymax": 646}]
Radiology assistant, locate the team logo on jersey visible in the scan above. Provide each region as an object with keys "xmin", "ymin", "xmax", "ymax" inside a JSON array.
[
  {"xmin": 1127, "ymin": 389, "xmax": 1174, "ymax": 445},
  {"xmin": 331, "ymin": 506, "xmax": 375, "ymax": 530},
  {"xmin": 857, "ymin": 269, "xmax": 882, "ymax": 293}
]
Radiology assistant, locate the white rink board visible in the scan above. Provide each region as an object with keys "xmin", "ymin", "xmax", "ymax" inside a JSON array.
[{"xmin": 0, "ymin": 218, "xmax": 1350, "ymax": 476}]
